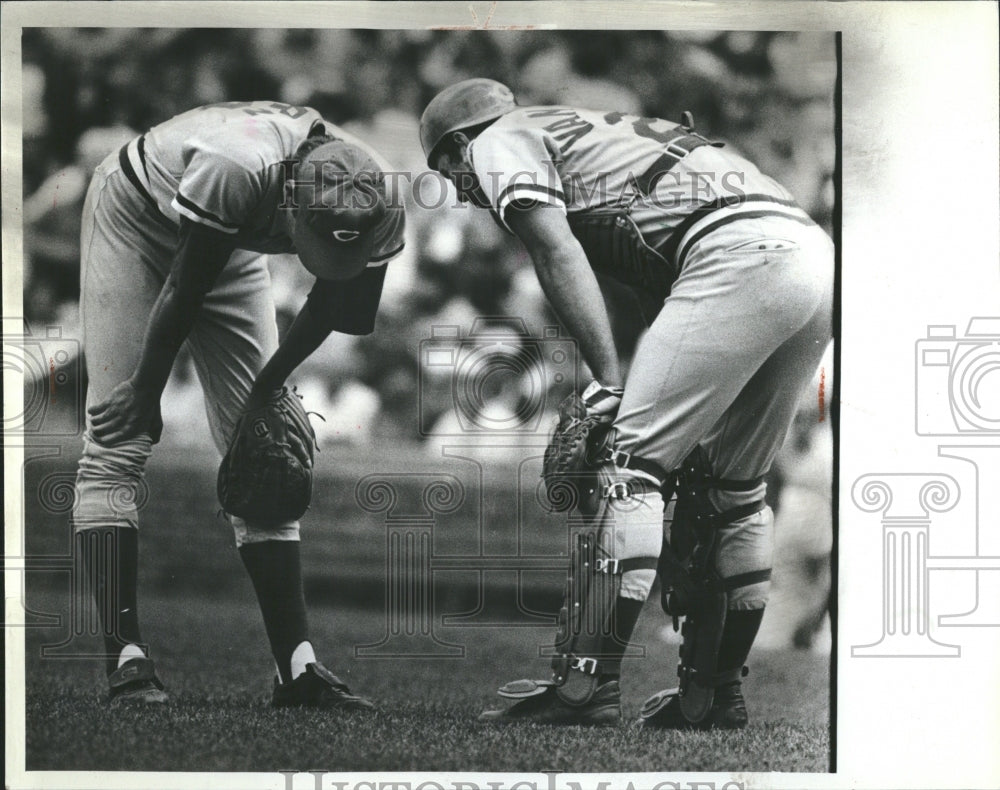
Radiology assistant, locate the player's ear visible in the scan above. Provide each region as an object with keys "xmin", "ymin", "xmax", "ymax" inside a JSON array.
[
  {"xmin": 449, "ymin": 131, "xmax": 476, "ymax": 169},
  {"xmin": 451, "ymin": 130, "xmax": 472, "ymax": 152},
  {"xmin": 282, "ymin": 178, "xmax": 298, "ymax": 210}
]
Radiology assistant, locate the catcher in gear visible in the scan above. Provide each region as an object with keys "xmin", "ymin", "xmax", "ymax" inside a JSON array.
[
  {"xmin": 75, "ymin": 101, "xmax": 404, "ymax": 707},
  {"xmin": 421, "ymin": 79, "xmax": 833, "ymax": 728}
]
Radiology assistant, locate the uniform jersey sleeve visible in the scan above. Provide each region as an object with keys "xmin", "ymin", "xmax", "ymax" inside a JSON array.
[
  {"xmin": 470, "ymin": 127, "xmax": 566, "ymax": 230},
  {"xmin": 305, "ymin": 263, "xmax": 388, "ymax": 335},
  {"xmin": 171, "ymin": 149, "xmax": 262, "ymax": 234}
]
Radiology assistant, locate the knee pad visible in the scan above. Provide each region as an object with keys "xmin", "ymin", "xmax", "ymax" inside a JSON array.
[
  {"xmin": 661, "ymin": 447, "xmax": 771, "ymax": 723},
  {"xmin": 661, "ymin": 446, "xmax": 771, "ymax": 612},
  {"xmin": 74, "ymin": 433, "xmax": 154, "ymax": 528},
  {"xmin": 715, "ymin": 505, "xmax": 774, "ymax": 610},
  {"xmin": 230, "ymin": 515, "xmax": 300, "ymax": 548},
  {"xmin": 602, "ymin": 467, "xmax": 663, "ymax": 601}
]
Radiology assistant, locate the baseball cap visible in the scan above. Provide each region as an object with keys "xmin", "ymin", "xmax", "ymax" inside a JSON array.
[{"xmin": 291, "ymin": 140, "xmax": 387, "ymax": 279}]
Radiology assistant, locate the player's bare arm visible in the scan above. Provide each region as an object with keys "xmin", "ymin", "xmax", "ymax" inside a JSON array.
[
  {"xmin": 245, "ymin": 306, "xmax": 334, "ymax": 409},
  {"xmin": 88, "ymin": 219, "xmax": 235, "ymax": 444},
  {"xmin": 247, "ymin": 263, "xmax": 387, "ymax": 409},
  {"xmin": 244, "ymin": 222, "xmax": 375, "ymax": 409},
  {"xmin": 506, "ymin": 204, "xmax": 622, "ymax": 388}
]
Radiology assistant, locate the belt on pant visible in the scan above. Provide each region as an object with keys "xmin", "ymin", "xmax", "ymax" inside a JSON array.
[
  {"xmin": 660, "ymin": 193, "xmax": 818, "ymax": 271},
  {"xmin": 117, "ymin": 136, "xmax": 175, "ymax": 229}
]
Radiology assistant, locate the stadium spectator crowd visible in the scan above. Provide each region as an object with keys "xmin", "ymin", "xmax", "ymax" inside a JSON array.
[{"xmin": 23, "ymin": 28, "xmax": 835, "ymax": 445}]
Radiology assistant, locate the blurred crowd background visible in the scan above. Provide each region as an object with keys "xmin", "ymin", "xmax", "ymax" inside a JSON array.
[{"xmin": 22, "ymin": 28, "xmax": 835, "ymax": 649}]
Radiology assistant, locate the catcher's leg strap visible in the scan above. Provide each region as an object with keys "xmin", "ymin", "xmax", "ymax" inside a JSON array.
[
  {"xmin": 597, "ymin": 468, "xmax": 664, "ymax": 602},
  {"xmin": 552, "ymin": 531, "xmax": 658, "ymax": 706},
  {"xmin": 662, "ymin": 448, "xmax": 771, "ymax": 724},
  {"xmin": 495, "ymin": 530, "xmax": 646, "ymax": 706},
  {"xmin": 496, "ymin": 471, "xmax": 661, "ymax": 706},
  {"xmin": 659, "ymin": 500, "xmax": 768, "ymax": 618},
  {"xmin": 715, "ymin": 504, "xmax": 775, "ymax": 609},
  {"xmin": 552, "ymin": 475, "xmax": 661, "ymax": 706},
  {"xmin": 660, "ymin": 445, "xmax": 768, "ymax": 616},
  {"xmin": 674, "ymin": 515, "xmax": 772, "ymax": 724},
  {"xmin": 676, "ymin": 444, "xmax": 767, "ymax": 494},
  {"xmin": 604, "ymin": 447, "xmax": 669, "ymax": 488}
]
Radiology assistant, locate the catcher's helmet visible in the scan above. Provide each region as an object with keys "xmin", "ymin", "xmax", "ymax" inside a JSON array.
[{"xmin": 420, "ymin": 79, "xmax": 516, "ymax": 167}]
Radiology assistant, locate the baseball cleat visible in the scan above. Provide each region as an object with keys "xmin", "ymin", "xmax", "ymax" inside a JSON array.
[
  {"xmin": 271, "ymin": 662, "xmax": 375, "ymax": 711},
  {"xmin": 107, "ymin": 657, "xmax": 168, "ymax": 705},
  {"xmin": 638, "ymin": 682, "xmax": 748, "ymax": 730},
  {"xmin": 479, "ymin": 680, "xmax": 621, "ymax": 725}
]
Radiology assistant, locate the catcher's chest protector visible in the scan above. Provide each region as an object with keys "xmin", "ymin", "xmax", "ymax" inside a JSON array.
[
  {"xmin": 565, "ymin": 118, "xmax": 718, "ymax": 301},
  {"xmin": 567, "ymin": 211, "xmax": 678, "ymax": 299}
]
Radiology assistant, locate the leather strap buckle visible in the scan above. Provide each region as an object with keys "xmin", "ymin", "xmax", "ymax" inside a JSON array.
[
  {"xmin": 609, "ymin": 448, "xmax": 631, "ymax": 468},
  {"xmin": 603, "ymin": 481, "xmax": 632, "ymax": 501}
]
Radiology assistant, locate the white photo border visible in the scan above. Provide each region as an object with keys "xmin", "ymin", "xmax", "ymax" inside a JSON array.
[{"xmin": 3, "ymin": 2, "xmax": 999, "ymax": 790}]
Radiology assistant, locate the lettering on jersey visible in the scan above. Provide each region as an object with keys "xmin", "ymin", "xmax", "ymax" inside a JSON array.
[
  {"xmin": 201, "ymin": 101, "xmax": 310, "ymax": 119},
  {"xmin": 525, "ymin": 108, "xmax": 594, "ymax": 153},
  {"xmin": 604, "ymin": 111, "xmax": 689, "ymax": 146}
]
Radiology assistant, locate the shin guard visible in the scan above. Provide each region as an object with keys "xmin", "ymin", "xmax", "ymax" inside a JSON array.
[
  {"xmin": 499, "ymin": 473, "xmax": 659, "ymax": 707},
  {"xmin": 665, "ymin": 448, "xmax": 766, "ymax": 724}
]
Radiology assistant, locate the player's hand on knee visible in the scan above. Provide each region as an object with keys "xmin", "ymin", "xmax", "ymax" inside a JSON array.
[{"xmin": 88, "ymin": 378, "xmax": 160, "ymax": 445}]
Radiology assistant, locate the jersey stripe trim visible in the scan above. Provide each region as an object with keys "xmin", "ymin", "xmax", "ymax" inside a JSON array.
[
  {"xmin": 665, "ymin": 194, "xmax": 814, "ymax": 267},
  {"xmin": 497, "ymin": 183, "xmax": 566, "ymax": 213},
  {"xmin": 124, "ymin": 136, "xmax": 153, "ymax": 196},
  {"xmin": 676, "ymin": 208, "xmax": 815, "ymax": 269},
  {"xmin": 172, "ymin": 192, "xmax": 241, "ymax": 234},
  {"xmin": 136, "ymin": 134, "xmax": 153, "ymax": 182},
  {"xmin": 496, "ymin": 184, "xmax": 568, "ymax": 232},
  {"xmin": 664, "ymin": 193, "xmax": 800, "ymax": 261},
  {"xmin": 117, "ymin": 138, "xmax": 176, "ymax": 230}
]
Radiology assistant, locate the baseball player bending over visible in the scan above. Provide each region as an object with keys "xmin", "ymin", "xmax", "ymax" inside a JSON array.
[
  {"xmin": 420, "ymin": 80, "xmax": 832, "ymax": 728},
  {"xmin": 75, "ymin": 101, "xmax": 404, "ymax": 706}
]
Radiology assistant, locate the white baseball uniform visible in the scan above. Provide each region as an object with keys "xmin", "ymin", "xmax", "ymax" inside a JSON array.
[
  {"xmin": 76, "ymin": 101, "xmax": 405, "ymax": 545},
  {"xmin": 468, "ymin": 105, "xmax": 833, "ymax": 608}
]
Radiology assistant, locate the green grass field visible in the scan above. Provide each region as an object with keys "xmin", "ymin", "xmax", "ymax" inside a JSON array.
[{"xmin": 20, "ymin": 443, "xmax": 831, "ymax": 774}]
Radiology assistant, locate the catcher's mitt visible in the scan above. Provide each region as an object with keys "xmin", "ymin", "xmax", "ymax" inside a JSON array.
[
  {"xmin": 541, "ymin": 383, "xmax": 623, "ymax": 513},
  {"xmin": 217, "ymin": 387, "xmax": 316, "ymax": 524}
]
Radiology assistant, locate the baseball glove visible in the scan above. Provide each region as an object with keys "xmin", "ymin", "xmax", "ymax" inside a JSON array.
[
  {"xmin": 541, "ymin": 383, "xmax": 623, "ymax": 513},
  {"xmin": 217, "ymin": 387, "xmax": 316, "ymax": 524}
]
